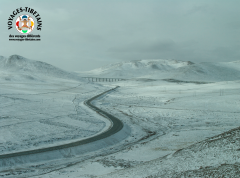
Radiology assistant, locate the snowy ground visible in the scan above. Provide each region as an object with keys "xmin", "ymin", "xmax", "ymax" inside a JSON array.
[
  {"xmin": 30, "ymin": 79, "xmax": 240, "ymax": 177},
  {"xmin": 0, "ymin": 79, "xmax": 112, "ymax": 155},
  {"xmin": 1, "ymin": 56, "xmax": 240, "ymax": 177}
]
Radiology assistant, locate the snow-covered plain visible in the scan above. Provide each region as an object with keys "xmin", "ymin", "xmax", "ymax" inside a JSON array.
[
  {"xmin": 1, "ymin": 56, "xmax": 240, "ymax": 177},
  {"xmin": 0, "ymin": 80, "xmax": 113, "ymax": 155},
  {"xmin": 30, "ymin": 79, "xmax": 240, "ymax": 178},
  {"xmin": 0, "ymin": 56, "xmax": 115, "ymax": 155}
]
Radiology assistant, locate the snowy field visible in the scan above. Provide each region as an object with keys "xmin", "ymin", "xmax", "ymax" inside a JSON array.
[
  {"xmin": 0, "ymin": 79, "xmax": 112, "ymax": 155},
  {"xmin": 1, "ymin": 56, "xmax": 240, "ymax": 177},
  {"xmin": 0, "ymin": 55, "xmax": 113, "ymax": 155},
  {"xmin": 33, "ymin": 79, "xmax": 240, "ymax": 177}
]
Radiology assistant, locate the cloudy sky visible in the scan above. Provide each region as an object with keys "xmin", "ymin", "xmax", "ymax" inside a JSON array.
[{"xmin": 0, "ymin": 0, "xmax": 240, "ymax": 71}]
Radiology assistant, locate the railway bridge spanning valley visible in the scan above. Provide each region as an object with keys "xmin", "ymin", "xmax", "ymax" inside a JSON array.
[{"xmin": 83, "ymin": 77, "xmax": 127, "ymax": 82}]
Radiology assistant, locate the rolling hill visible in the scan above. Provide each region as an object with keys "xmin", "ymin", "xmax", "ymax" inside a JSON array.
[
  {"xmin": 77, "ymin": 59, "xmax": 240, "ymax": 82},
  {"xmin": 0, "ymin": 55, "xmax": 84, "ymax": 82}
]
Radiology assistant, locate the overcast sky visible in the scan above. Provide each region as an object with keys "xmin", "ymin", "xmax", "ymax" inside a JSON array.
[{"xmin": 1, "ymin": 0, "xmax": 240, "ymax": 71}]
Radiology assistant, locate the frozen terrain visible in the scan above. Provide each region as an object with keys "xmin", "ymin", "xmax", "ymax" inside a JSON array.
[
  {"xmin": 0, "ymin": 55, "xmax": 83, "ymax": 82},
  {"xmin": 77, "ymin": 59, "xmax": 240, "ymax": 82},
  {"xmin": 1, "ymin": 56, "xmax": 240, "ymax": 177},
  {"xmin": 0, "ymin": 55, "xmax": 113, "ymax": 155},
  {"xmin": 31, "ymin": 79, "xmax": 240, "ymax": 178}
]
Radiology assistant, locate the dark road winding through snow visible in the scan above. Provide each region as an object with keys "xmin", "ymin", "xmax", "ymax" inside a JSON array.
[{"xmin": 0, "ymin": 86, "xmax": 123, "ymax": 159}]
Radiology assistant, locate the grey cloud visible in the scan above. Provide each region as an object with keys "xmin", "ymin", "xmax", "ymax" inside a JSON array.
[
  {"xmin": 0, "ymin": 0, "xmax": 240, "ymax": 71},
  {"xmin": 109, "ymin": 40, "xmax": 177, "ymax": 53}
]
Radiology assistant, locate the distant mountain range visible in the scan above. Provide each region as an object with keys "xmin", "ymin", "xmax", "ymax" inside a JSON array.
[
  {"xmin": 77, "ymin": 59, "xmax": 240, "ymax": 82},
  {"xmin": 2, "ymin": 55, "xmax": 240, "ymax": 83}
]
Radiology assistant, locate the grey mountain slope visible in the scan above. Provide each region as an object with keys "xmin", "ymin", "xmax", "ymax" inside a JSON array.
[
  {"xmin": 0, "ymin": 55, "xmax": 84, "ymax": 82},
  {"xmin": 78, "ymin": 59, "xmax": 240, "ymax": 82}
]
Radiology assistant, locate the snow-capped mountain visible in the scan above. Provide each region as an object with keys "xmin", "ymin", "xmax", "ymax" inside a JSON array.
[
  {"xmin": 77, "ymin": 59, "xmax": 240, "ymax": 82},
  {"xmin": 0, "ymin": 55, "xmax": 84, "ymax": 82},
  {"xmin": 78, "ymin": 59, "xmax": 193, "ymax": 78}
]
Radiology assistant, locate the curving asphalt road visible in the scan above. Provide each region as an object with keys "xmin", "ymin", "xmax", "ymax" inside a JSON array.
[{"xmin": 0, "ymin": 86, "xmax": 123, "ymax": 159}]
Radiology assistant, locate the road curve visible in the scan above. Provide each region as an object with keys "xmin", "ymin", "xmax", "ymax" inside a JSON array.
[{"xmin": 0, "ymin": 86, "xmax": 123, "ymax": 159}]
